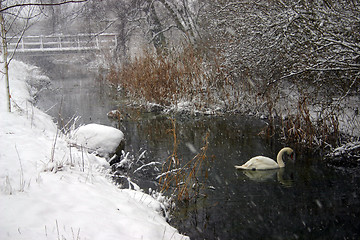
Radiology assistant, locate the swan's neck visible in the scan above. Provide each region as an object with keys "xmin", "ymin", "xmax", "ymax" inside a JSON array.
[{"xmin": 276, "ymin": 148, "xmax": 287, "ymax": 168}]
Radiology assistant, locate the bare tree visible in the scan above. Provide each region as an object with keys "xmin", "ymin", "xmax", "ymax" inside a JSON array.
[
  {"xmin": 0, "ymin": 1, "xmax": 10, "ymax": 112},
  {"xmin": 81, "ymin": 0, "xmax": 204, "ymax": 58},
  {"xmin": 0, "ymin": 0, "xmax": 40, "ymax": 112},
  {"xmin": 0, "ymin": 0, "xmax": 88, "ymax": 112}
]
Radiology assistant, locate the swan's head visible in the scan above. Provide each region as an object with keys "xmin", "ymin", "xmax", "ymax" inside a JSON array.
[{"xmin": 283, "ymin": 147, "xmax": 295, "ymax": 161}]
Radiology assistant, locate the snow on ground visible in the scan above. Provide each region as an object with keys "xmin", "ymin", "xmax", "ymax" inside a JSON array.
[{"xmin": 0, "ymin": 60, "xmax": 188, "ymax": 240}]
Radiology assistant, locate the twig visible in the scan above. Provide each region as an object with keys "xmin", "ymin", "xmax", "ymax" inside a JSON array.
[
  {"xmin": 56, "ymin": 220, "xmax": 60, "ymax": 240},
  {"xmin": 15, "ymin": 145, "xmax": 25, "ymax": 192},
  {"xmin": 50, "ymin": 129, "xmax": 59, "ymax": 163}
]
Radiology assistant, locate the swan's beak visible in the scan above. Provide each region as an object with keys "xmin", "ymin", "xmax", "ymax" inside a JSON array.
[{"xmin": 290, "ymin": 152, "xmax": 295, "ymax": 162}]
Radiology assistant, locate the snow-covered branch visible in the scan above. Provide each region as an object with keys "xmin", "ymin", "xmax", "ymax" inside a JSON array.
[
  {"xmin": 155, "ymin": 168, "xmax": 182, "ymax": 180},
  {"xmin": 134, "ymin": 161, "xmax": 161, "ymax": 174}
]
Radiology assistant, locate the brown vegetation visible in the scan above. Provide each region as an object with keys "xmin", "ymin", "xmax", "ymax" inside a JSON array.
[
  {"xmin": 158, "ymin": 118, "xmax": 212, "ymax": 201},
  {"xmin": 281, "ymin": 96, "xmax": 339, "ymax": 149},
  {"xmin": 106, "ymin": 44, "xmax": 240, "ymax": 111}
]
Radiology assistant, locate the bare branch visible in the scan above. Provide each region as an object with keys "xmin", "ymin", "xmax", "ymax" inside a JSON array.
[{"xmin": 0, "ymin": 0, "xmax": 89, "ymax": 13}]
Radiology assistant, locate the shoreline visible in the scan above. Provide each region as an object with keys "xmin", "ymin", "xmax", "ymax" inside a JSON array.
[{"xmin": 0, "ymin": 60, "xmax": 189, "ymax": 240}]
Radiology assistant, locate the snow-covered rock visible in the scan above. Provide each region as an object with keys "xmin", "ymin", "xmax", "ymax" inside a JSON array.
[{"xmin": 73, "ymin": 123, "xmax": 125, "ymax": 158}]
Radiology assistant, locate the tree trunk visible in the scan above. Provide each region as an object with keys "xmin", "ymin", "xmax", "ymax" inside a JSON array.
[
  {"xmin": 147, "ymin": 1, "xmax": 167, "ymax": 54},
  {"xmin": 0, "ymin": 2, "xmax": 11, "ymax": 112}
]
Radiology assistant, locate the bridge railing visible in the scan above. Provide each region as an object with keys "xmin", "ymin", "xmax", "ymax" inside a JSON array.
[{"xmin": 7, "ymin": 33, "xmax": 117, "ymax": 53}]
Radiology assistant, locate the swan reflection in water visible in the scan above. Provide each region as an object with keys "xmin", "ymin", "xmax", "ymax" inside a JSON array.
[{"xmin": 241, "ymin": 167, "xmax": 294, "ymax": 187}]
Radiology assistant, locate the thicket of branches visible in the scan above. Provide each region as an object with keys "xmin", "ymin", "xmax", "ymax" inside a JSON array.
[
  {"xmin": 204, "ymin": 0, "xmax": 359, "ymax": 94},
  {"xmin": 201, "ymin": 0, "xmax": 359, "ymax": 148}
]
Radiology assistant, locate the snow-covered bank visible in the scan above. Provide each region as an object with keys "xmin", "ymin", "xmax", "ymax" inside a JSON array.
[{"xmin": 0, "ymin": 60, "xmax": 188, "ymax": 240}]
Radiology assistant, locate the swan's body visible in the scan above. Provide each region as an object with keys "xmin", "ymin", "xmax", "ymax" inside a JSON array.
[{"xmin": 235, "ymin": 147, "xmax": 294, "ymax": 170}]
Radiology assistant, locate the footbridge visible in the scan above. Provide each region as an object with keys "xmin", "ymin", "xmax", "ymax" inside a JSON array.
[{"xmin": 7, "ymin": 33, "xmax": 117, "ymax": 55}]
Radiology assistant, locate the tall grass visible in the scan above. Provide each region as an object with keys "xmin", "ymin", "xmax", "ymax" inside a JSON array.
[
  {"xmin": 158, "ymin": 118, "xmax": 211, "ymax": 201},
  {"xmin": 281, "ymin": 96, "xmax": 340, "ymax": 149},
  {"xmin": 259, "ymin": 86, "xmax": 341, "ymax": 151},
  {"xmin": 107, "ymin": 44, "xmax": 237, "ymax": 111}
]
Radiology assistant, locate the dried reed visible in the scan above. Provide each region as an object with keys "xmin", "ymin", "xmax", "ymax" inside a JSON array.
[
  {"xmin": 107, "ymin": 44, "xmax": 235, "ymax": 110},
  {"xmin": 159, "ymin": 118, "xmax": 211, "ymax": 201},
  {"xmin": 281, "ymin": 96, "xmax": 339, "ymax": 149}
]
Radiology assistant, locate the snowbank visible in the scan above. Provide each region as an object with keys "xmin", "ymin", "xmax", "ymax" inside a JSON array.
[{"xmin": 0, "ymin": 60, "xmax": 188, "ymax": 240}]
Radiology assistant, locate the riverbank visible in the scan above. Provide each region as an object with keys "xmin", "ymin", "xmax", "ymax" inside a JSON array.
[
  {"xmin": 0, "ymin": 60, "xmax": 188, "ymax": 240},
  {"xmin": 106, "ymin": 46, "xmax": 360, "ymax": 160}
]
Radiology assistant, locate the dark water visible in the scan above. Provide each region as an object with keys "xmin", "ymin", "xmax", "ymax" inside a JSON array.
[{"xmin": 35, "ymin": 63, "xmax": 360, "ymax": 240}]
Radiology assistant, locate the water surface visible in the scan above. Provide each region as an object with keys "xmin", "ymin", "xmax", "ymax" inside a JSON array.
[{"xmin": 35, "ymin": 62, "xmax": 360, "ymax": 240}]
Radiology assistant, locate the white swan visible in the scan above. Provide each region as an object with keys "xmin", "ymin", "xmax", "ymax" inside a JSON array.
[{"xmin": 235, "ymin": 147, "xmax": 294, "ymax": 170}]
